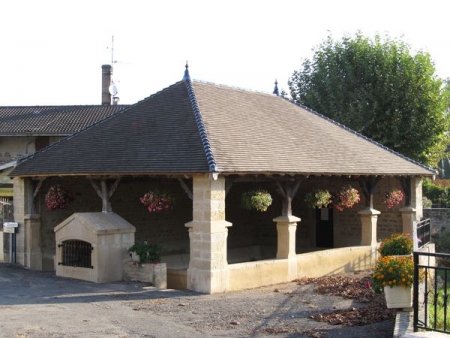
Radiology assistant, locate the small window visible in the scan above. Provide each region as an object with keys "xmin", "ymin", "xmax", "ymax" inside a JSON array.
[{"xmin": 59, "ymin": 240, "xmax": 93, "ymax": 268}]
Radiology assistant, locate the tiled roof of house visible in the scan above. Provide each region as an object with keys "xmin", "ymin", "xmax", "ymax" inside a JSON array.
[
  {"xmin": 11, "ymin": 79, "xmax": 436, "ymax": 177},
  {"xmin": 0, "ymin": 105, "xmax": 129, "ymax": 135}
]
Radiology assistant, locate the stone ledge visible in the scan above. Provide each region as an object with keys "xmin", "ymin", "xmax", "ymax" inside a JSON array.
[{"xmin": 122, "ymin": 260, "xmax": 167, "ymax": 288}]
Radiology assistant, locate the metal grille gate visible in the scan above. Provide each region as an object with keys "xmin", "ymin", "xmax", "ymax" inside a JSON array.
[{"xmin": 58, "ymin": 240, "xmax": 93, "ymax": 268}]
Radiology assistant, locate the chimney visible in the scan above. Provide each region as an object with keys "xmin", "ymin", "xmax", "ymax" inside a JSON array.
[{"xmin": 101, "ymin": 64, "xmax": 112, "ymax": 105}]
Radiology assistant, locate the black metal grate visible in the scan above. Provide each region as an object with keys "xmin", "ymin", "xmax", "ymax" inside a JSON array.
[
  {"xmin": 59, "ymin": 240, "xmax": 93, "ymax": 268},
  {"xmin": 417, "ymin": 218, "xmax": 431, "ymax": 247},
  {"xmin": 414, "ymin": 251, "xmax": 450, "ymax": 334}
]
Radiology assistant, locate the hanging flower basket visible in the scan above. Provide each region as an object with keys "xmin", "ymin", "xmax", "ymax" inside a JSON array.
[
  {"xmin": 241, "ymin": 189, "xmax": 272, "ymax": 212},
  {"xmin": 305, "ymin": 189, "xmax": 332, "ymax": 209},
  {"xmin": 140, "ymin": 190, "xmax": 174, "ymax": 213},
  {"xmin": 383, "ymin": 189, "xmax": 404, "ymax": 209},
  {"xmin": 44, "ymin": 185, "xmax": 74, "ymax": 211},
  {"xmin": 333, "ymin": 184, "xmax": 360, "ymax": 211}
]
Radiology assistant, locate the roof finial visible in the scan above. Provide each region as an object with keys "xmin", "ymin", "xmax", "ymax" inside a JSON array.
[
  {"xmin": 183, "ymin": 61, "xmax": 190, "ymax": 81},
  {"xmin": 273, "ymin": 79, "xmax": 279, "ymax": 96}
]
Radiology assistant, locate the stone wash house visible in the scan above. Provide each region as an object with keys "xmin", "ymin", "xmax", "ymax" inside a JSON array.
[
  {"xmin": 0, "ymin": 65, "xmax": 129, "ymax": 260},
  {"xmin": 10, "ymin": 66, "xmax": 435, "ymax": 294}
]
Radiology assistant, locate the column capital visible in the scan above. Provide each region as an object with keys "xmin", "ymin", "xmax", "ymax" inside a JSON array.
[
  {"xmin": 273, "ymin": 215, "xmax": 301, "ymax": 223},
  {"xmin": 399, "ymin": 206, "xmax": 416, "ymax": 214},
  {"xmin": 358, "ymin": 207, "xmax": 381, "ymax": 216}
]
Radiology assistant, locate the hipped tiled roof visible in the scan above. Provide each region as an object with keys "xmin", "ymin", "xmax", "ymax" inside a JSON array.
[
  {"xmin": 11, "ymin": 79, "xmax": 436, "ymax": 177},
  {"xmin": 0, "ymin": 105, "xmax": 129, "ymax": 135}
]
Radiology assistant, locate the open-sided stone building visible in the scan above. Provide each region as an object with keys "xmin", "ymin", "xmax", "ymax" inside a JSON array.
[{"xmin": 10, "ymin": 66, "xmax": 435, "ymax": 293}]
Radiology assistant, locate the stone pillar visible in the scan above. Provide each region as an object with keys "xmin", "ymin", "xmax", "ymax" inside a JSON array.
[
  {"xmin": 24, "ymin": 214, "xmax": 42, "ymax": 270},
  {"xmin": 186, "ymin": 174, "xmax": 231, "ymax": 294},
  {"xmin": 273, "ymin": 215, "xmax": 300, "ymax": 280},
  {"xmin": 13, "ymin": 177, "xmax": 34, "ymax": 266},
  {"xmin": 400, "ymin": 206, "xmax": 416, "ymax": 236},
  {"xmin": 273, "ymin": 215, "xmax": 300, "ymax": 259},
  {"xmin": 358, "ymin": 207, "xmax": 380, "ymax": 246},
  {"xmin": 410, "ymin": 177, "xmax": 422, "ymax": 221}
]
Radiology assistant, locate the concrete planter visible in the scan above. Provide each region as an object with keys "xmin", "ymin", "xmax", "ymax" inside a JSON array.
[
  {"xmin": 123, "ymin": 260, "xmax": 167, "ymax": 288},
  {"xmin": 384, "ymin": 285, "xmax": 412, "ymax": 309}
]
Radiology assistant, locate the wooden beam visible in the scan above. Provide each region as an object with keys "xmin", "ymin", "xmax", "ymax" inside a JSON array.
[{"xmin": 177, "ymin": 178, "xmax": 193, "ymax": 200}]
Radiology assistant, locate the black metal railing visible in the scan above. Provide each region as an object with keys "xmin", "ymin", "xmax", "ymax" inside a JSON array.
[
  {"xmin": 417, "ymin": 218, "xmax": 431, "ymax": 248},
  {"xmin": 414, "ymin": 251, "xmax": 450, "ymax": 333},
  {"xmin": 59, "ymin": 240, "xmax": 93, "ymax": 269}
]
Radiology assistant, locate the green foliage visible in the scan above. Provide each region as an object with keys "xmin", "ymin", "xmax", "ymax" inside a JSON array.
[
  {"xmin": 288, "ymin": 33, "xmax": 450, "ymax": 167},
  {"xmin": 423, "ymin": 196, "xmax": 433, "ymax": 208},
  {"xmin": 423, "ymin": 178, "xmax": 450, "ymax": 207},
  {"xmin": 305, "ymin": 189, "xmax": 332, "ymax": 208},
  {"xmin": 241, "ymin": 189, "xmax": 273, "ymax": 212},
  {"xmin": 378, "ymin": 233, "xmax": 413, "ymax": 256},
  {"xmin": 128, "ymin": 243, "xmax": 162, "ymax": 264},
  {"xmin": 429, "ymin": 287, "xmax": 450, "ymax": 330}
]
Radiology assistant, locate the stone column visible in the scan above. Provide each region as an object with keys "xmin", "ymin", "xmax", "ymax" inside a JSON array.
[
  {"xmin": 13, "ymin": 177, "xmax": 35, "ymax": 266},
  {"xmin": 410, "ymin": 177, "xmax": 422, "ymax": 221},
  {"xmin": 186, "ymin": 174, "xmax": 231, "ymax": 294},
  {"xmin": 273, "ymin": 215, "xmax": 300, "ymax": 281},
  {"xmin": 400, "ymin": 206, "xmax": 416, "ymax": 236},
  {"xmin": 24, "ymin": 214, "xmax": 42, "ymax": 270},
  {"xmin": 358, "ymin": 207, "xmax": 380, "ymax": 246},
  {"xmin": 273, "ymin": 215, "xmax": 300, "ymax": 259}
]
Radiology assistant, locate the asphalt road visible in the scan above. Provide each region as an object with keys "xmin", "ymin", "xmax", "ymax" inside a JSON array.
[{"xmin": 0, "ymin": 263, "xmax": 205, "ymax": 338}]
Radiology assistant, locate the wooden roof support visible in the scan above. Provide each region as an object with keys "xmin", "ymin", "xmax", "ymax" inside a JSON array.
[
  {"xmin": 275, "ymin": 179, "xmax": 303, "ymax": 216},
  {"xmin": 399, "ymin": 177, "xmax": 412, "ymax": 206},
  {"xmin": 89, "ymin": 177, "xmax": 121, "ymax": 212},
  {"xmin": 359, "ymin": 177, "xmax": 381, "ymax": 208},
  {"xmin": 177, "ymin": 178, "xmax": 193, "ymax": 200}
]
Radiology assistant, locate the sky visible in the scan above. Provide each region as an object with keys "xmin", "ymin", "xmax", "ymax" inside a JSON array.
[{"xmin": 0, "ymin": 0, "xmax": 449, "ymax": 106}]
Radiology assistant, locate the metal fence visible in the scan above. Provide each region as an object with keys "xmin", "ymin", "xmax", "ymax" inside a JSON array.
[
  {"xmin": 417, "ymin": 218, "xmax": 431, "ymax": 248},
  {"xmin": 414, "ymin": 251, "xmax": 450, "ymax": 333}
]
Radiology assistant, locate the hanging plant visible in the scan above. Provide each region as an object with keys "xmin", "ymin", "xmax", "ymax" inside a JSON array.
[
  {"xmin": 241, "ymin": 189, "xmax": 273, "ymax": 212},
  {"xmin": 44, "ymin": 185, "xmax": 74, "ymax": 211},
  {"xmin": 383, "ymin": 189, "xmax": 404, "ymax": 209},
  {"xmin": 334, "ymin": 184, "xmax": 360, "ymax": 211},
  {"xmin": 305, "ymin": 189, "xmax": 332, "ymax": 209},
  {"xmin": 140, "ymin": 189, "xmax": 174, "ymax": 213}
]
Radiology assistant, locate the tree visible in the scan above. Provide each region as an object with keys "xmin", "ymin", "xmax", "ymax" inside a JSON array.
[{"xmin": 288, "ymin": 33, "xmax": 450, "ymax": 167}]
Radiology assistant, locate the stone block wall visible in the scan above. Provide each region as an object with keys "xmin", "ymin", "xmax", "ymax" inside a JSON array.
[
  {"xmin": 19, "ymin": 174, "xmax": 410, "ymax": 271},
  {"xmin": 423, "ymin": 208, "xmax": 450, "ymax": 234},
  {"xmin": 122, "ymin": 260, "xmax": 167, "ymax": 288}
]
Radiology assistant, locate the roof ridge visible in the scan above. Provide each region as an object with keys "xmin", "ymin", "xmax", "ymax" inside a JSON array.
[
  {"xmin": 192, "ymin": 79, "xmax": 276, "ymax": 97},
  {"xmin": 184, "ymin": 79, "xmax": 218, "ymax": 172},
  {"xmin": 0, "ymin": 105, "xmax": 130, "ymax": 108},
  {"xmin": 288, "ymin": 99, "xmax": 437, "ymax": 175}
]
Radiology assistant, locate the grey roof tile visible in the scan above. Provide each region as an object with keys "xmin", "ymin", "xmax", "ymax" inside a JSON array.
[
  {"xmin": 0, "ymin": 105, "xmax": 129, "ymax": 135},
  {"xmin": 11, "ymin": 80, "xmax": 436, "ymax": 177}
]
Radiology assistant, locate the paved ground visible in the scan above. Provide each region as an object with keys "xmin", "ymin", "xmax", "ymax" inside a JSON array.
[{"xmin": 0, "ymin": 263, "xmax": 395, "ymax": 337}]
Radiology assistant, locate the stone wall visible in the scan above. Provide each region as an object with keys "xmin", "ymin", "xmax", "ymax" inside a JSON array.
[
  {"xmin": 423, "ymin": 208, "xmax": 450, "ymax": 234},
  {"xmin": 36, "ymin": 177, "xmax": 192, "ymax": 269},
  {"xmin": 123, "ymin": 260, "xmax": 167, "ymax": 288},
  {"xmin": 27, "ymin": 175, "xmax": 409, "ymax": 271}
]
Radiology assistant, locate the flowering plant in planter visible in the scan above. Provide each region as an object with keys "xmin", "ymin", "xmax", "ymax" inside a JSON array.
[
  {"xmin": 140, "ymin": 190, "xmax": 174, "ymax": 213},
  {"xmin": 128, "ymin": 242, "xmax": 163, "ymax": 264},
  {"xmin": 305, "ymin": 189, "xmax": 332, "ymax": 209},
  {"xmin": 333, "ymin": 184, "xmax": 360, "ymax": 211},
  {"xmin": 372, "ymin": 255, "xmax": 419, "ymax": 290},
  {"xmin": 241, "ymin": 189, "xmax": 273, "ymax": 212},
  {"xmin": 383, "ymin": 189, "xmax": 404, "ymax": 209},
  {"xmin": 378, "ymin": 233, "xmax": 413, "ymax": 256},
  {"xmin": 44, "ymin": 185, "xmax": 74, "ymax": 211}
]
